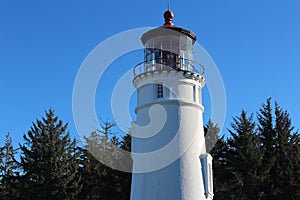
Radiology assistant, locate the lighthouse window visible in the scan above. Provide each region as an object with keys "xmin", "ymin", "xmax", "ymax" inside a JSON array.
[{"xmin": 156, "ymin": 83, "xmax": 164, "ymax": 99}]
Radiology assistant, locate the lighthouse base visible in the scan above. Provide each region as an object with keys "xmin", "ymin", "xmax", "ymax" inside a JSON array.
[{"xmin": 130, "ymin": 153, "xmax": 211, "ymax": 200}]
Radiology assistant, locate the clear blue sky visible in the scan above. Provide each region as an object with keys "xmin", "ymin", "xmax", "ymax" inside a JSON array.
[{"xmin": 1, "ymin": 0, "xmax": 299, "ymax": 147}]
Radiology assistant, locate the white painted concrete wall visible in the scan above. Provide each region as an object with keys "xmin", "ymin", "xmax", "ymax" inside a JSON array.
[{"xmin": 131, "ymin": 70, "xmax": 209, "ymax": 200}]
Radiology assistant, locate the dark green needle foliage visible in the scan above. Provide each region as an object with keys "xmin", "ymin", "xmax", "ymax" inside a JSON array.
[
  {"xmin": 212, "ymin": 99, "xmax": 300, "ymax": 200},
  {"xmin": 78, "ymin": 120, "xmax": 132, "ymax": 200},
  {"xmin": 0, "ymin": 133, "xmax": 19, "ymax": 199},
  {"xmin": 18, "ymin": 109, "xmax": 81, "ymax": 200},
  {"xmin": 226, "ymin": 111, "xmax": 264, "ymax": 199}
]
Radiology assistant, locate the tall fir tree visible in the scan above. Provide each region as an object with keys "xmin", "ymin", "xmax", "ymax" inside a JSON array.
[
  {"xmin": 266, "ymin": 101, "xmax": 299, "ymax": 199},
  {"xmin": 226, "ymin": 110, "xmax": 265, "ymax": 199},
  {"xmin": 256, "ymin": 99, "xmax": 300, "ymax": 199},
  {"xmin": 256, "ymin": 98, "xmax": 277, "ymax": 199},
  {"xmin": 78, "ymin": 120, "xmax": 132, "ymax": 200},
  {"xmin": 0, "ymin": 133, "xmax": 19, "ymax": 199},
  {"xmin": 210, "ymin": 135, "xmax": 231, "ymax": 200},
  {"xmin": 18, "ymin": 109, "xmax": 81, "ymax": 200}
]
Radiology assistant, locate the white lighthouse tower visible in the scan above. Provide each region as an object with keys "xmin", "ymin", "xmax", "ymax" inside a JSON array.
[{"xmin": 130, "ymin": 9, "xmax": 213, "ymax": 200}]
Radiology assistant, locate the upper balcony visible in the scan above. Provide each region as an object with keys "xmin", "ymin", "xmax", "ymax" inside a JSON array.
[{"xmin": 133, "ymin": 58, "xmax": 204, "ymax": 78}]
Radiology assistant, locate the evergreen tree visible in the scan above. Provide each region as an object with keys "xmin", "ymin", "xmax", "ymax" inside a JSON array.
[
  {"xmin": 78, "ymin": 145, "xmax": 106, "ymax": 200},
  {"xmin": 78, "ymin": 120, "xmax": 132, "ymax": 200},
  {"xmin": 78, "ymin": 130, "xmax": 112, "ymax": 200},
  {"xmin": 210, "ymin": 135, "xmax": 231, "ymax": 200},
  {"xmin": 226, "ymin": 110, "xmax": 264, "ymax": 199},
  {"xmin": 257, "ymin": 98, "xmax": 277, "ymax": 199},
  {"xmin": 0, "ymin": 133, "xmax": 19, "ymax": 199},
  {"xmin": 261, "ymin": 101, "xmax": 300, "ymax": 199},
  {"xmin": 18, "ymin": 109, "xmax": 81, "ymax": 200}
]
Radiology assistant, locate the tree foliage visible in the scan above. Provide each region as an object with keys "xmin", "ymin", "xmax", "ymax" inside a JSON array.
[
  {"xmin": 0, "ymin": 133, "xmax": 19, "ymax": 199},
  {"xmin": 213, "ymin": 99, "xmax": 300, "ymax": 200},
  {"xmin": 78, "ymin": 119, "xmax": 132, "ymax": 200},
  {"xmin": 17, "ymin": 109, "xmax": 82, "ymax": 200}
]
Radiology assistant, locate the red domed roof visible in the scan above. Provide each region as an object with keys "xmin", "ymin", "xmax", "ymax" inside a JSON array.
[{"xmin": 141, "ymin": 9, "xmax": 197, "ymax": 44}]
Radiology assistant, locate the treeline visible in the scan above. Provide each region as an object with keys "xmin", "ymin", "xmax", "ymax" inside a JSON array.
[
  {"xmin": 210, "ymin": 99, "xmax": 300, "ymax": 200},
  {"xmin": 0, "ymin": 110, "xmax": 131, "ymax": 200},
  {"xmin": 0, "ymin": 99, "xmax": 299, "ymax": 199}
]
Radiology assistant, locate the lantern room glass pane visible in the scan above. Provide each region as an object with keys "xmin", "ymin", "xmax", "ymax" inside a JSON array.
[{"xmin": 144, "ymin": 34, "xmax": 194, "ymax": 72}]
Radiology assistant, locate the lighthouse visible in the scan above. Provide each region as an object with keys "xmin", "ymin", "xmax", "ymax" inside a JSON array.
[{"xmin": 130, "ymin": 9, "xmax": 213, "ymax": 200}]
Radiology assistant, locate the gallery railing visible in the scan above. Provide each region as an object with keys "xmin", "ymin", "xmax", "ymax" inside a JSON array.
[{"xmin": 133, "ymin": 58, "xmax": 204, "ymax": 78}]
